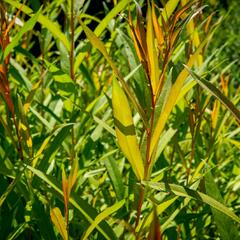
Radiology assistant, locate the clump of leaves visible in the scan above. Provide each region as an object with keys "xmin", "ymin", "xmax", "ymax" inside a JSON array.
[{"xmin": 0, "ymin": 0, "xmax": 239, "ymax": 239}]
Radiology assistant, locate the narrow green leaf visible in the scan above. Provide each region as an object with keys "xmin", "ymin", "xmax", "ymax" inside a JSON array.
[
  {"xmin": 82, "ymin": 200, "xmax": 125, "ymax": 240},
  {"xmin": 30, "ymin": 107, "xmax": 52, "ymax": 131},
  {"xmin": 7, "ymin": 223, "xmax": 27, "ymax": 240},
  {"xmin": 104, "ymin": 157, "xmax": 125, "ymax": 200},
  {"xmin": 143, "ymin": 181, "xmax": 240, "ymax": 224},
  {"xmin": 4, "ymin": 9, "xmax": 41, "ymax": 59},
  {"xmin": 112, "ymin": 79, "xmax": 144, "ymax": 180},
  {"xmin": 38, "ymin": 124, "xmax": 73, "ymax": 170},
  {"xmin": 74, "ymin": 0, "xmax": 129, "ymax": 71},
  {"xmin": 93, "ymin": 115, "xmax": 115, "ymax": 137},
  {"xmin": 184, "ymin": 66, "xmax": 240, "ymax": 124}
]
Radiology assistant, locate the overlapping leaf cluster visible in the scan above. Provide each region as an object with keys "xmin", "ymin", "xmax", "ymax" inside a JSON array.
[{"xmin": 0, "ymin": 0, "xmax": 239, "ymax": 239}]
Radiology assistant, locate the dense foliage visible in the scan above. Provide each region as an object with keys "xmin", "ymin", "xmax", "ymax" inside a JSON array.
[{"xmin": 0, "ymin": 0, "xmax": 239, "ymax": 239}]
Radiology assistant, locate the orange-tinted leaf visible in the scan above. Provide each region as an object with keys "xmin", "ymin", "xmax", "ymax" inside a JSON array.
[
  {"xmin": 50, "ymin": 207, "xmax": 68, "ymax": 240},
  {"xmin": 112, "ymin": 79, "xmax": 144, "ymax": 180},
  {"xmin": 152, "ymin": 2, "xmax": 164, "ymax": 51}
]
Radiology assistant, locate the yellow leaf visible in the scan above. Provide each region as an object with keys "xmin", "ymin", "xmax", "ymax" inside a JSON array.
[
  {"xmin": 147, "ymin": 5, "xmax": 159, "ymax": 93},
  {"xmin": 62, "ymin": 167, "xmax": 69, "ymax": 223},
  {"xmin": 82, "ymin": 200, "xmax": 125, "ymax": 240},
  {"xmin": 68, "ymin": 159, "xmax": 79, "ymax": 192},
  {"xmin": 50, "ymin": 207, "xmax": 68, "ymax": 240},
  {"xmin": 228, "ymin": 139, "xmax": 240, "ymax": 150},
  {"xmin": 24, "ymin": 78, "xmax": 43, "ymax": 113},
  {"xmin": 112, "ymin": 79, "xmax": 144, "ymax": 180},
  {"xmin": 186, "ymin": 20, "xmax": 202, "ymax": 66},
  {"xmin": 211, "ymin": 100, "xmax": 220, "ymax": 129},
  {"xmin": 32, "ymin": 136, "xmax": 51, "ymax": 168}
]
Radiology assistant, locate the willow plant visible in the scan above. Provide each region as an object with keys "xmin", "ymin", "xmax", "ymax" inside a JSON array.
[
  {"xmin": 0, "ymin": 0, "xmax": 240, "ymax": 239},
  {"xmin": 80, "ymin": 0, "xmax": 240, "ymax": 239}
]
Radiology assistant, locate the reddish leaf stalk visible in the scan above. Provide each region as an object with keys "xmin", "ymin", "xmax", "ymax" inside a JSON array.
[{"xmin": 0, "ymin": 2, "xmax": 24, "ymax": 161}]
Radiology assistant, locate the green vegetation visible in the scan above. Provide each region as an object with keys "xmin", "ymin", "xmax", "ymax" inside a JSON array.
[{"xmin": 0, "ymin": 0, "xmax": 239, "ymax": 239}]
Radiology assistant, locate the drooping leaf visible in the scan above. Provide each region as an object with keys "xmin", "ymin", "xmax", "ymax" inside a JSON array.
[
  {"xmin": 142, "ymin": 181, "xmax": 240, "ymax": 224},
  {"xmin": 82, "ymin": 200, "xmax": 125, "ymax": 240},
  {"xmin": 185, "ymin": 66, "xmax": 240, "ymax": 124}
]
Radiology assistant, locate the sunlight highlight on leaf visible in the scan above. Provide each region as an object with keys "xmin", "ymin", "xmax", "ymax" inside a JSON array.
[
  {"xmin": 50, "ymin": 207, "xmax": 68, "ymax": 240},
  {"xmin": 112, "ymin": 79, "xmax": 144, "ymax": 180}
]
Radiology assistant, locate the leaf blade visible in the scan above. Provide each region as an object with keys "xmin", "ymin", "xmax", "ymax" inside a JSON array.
[
  {"xmin": 184, "ymin": 66, "xmax": 240, "ymax": 124},
  {"xmin": 82, "ymin": 200, "xmax": 125, "ymax": 240},
  {"xmin": 143, "ymin": 181, "xmax": 240, "ymax": 224},
  {"xmin": 50, "ymin": 207, "xmax": 68, "ymax": 240},
  {"xmin": 112, "ymin": 79, "xmax": 144, "ymax": 180}
]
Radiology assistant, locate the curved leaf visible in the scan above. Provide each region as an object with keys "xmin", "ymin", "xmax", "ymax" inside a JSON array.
[
  {"xmin": 143, "ymin": 181, "xmax": 240, "ymax": 224},
  {"xmin": 50, "ymin": 207, "xmax": 68, "ymax": 240},
  {"xmin": 184, "ymin": 66, "xmax": 240, "ymax": 124},
  {"xmin": 82, "ymin": 200, "xmax": 125, "ymax": 240},
  {"xmin": 112, "ymin": 79, "xmax": 144, "ymax": 180}
]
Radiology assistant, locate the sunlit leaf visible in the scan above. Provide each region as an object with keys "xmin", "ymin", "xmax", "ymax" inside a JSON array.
[
  {"xmin": 82, "ymin": 200, "xmax": 125, "ymax": 240},
  {"xmin": 112, "ymin": 78, "xmax": 144, "ymax": 180},
  {"xmin": 162, "ymin": 0, "xmax": 180, "ymax": 21},
  {"xmin": 147, "ymin": 4, "xmax": 159, "ymax": 93},
  {"xmin": 50, "ymin": 207, "xmax": 68, "ymax": 240}
]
